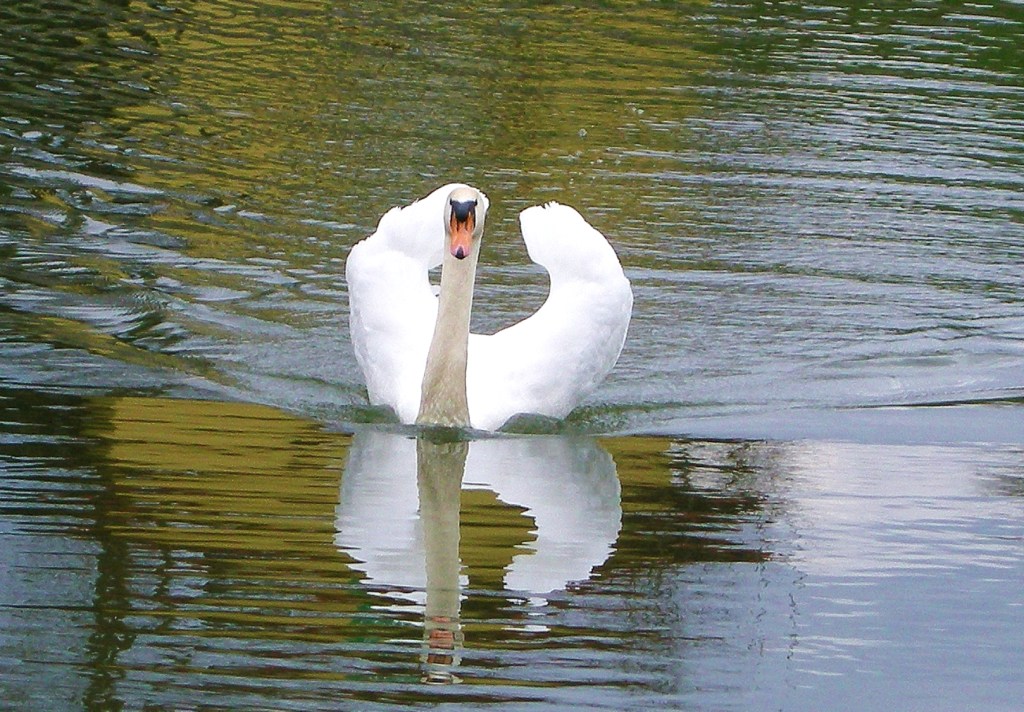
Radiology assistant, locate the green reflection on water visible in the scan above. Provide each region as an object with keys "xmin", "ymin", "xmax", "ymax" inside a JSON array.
[
  {"xmin": 55, "ymin": 393, "xmax": 770, "ymax": 703},
  {"xmin": 3, "ymin": 0, "xmax": 1022, "ymax": 433},
  {"xmin": 1, "ymin": 0, "xmax": 1023, "ymax": 708},
  {"xmin": 3, "ymin": 385, "xmax": 1023, "ymax": 709}
]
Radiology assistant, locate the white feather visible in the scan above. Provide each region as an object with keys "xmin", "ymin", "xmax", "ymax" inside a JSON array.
[{"xmin": 346, "ymin": 187, "xmax": 632, "ymax": 430}]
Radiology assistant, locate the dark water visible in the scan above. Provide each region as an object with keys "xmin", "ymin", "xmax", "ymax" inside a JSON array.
[{"xmin": 2, "ymin": 1, "xmax": 1023, "ymax": 710}]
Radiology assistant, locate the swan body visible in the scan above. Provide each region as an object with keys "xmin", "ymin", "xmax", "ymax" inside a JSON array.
[{"xmin": 346, "ymin": 183, "xmax": 632, "ymax": 431}]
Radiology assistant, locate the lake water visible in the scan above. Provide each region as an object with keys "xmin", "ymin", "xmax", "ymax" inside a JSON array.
[{"xmin": 1, "ymin": 1, "xmax": 1022, "ymax": 710}]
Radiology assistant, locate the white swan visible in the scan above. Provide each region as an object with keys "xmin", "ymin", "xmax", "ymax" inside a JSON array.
[{"xmin": 346, "ymin": 183, "xmax": 632, "ymax": 431}]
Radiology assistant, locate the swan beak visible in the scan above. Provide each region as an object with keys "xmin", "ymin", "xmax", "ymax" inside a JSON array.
[{"xmin": 449, "ymin": 213, "xmax": 475, "ymax": 260}]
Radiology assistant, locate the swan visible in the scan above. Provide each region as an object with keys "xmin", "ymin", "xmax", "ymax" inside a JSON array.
[{"xmin": 346, "ymin": 183, "xmax": 632, "ymax": 430}]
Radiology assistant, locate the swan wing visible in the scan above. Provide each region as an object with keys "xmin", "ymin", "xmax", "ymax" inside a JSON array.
[
  {"xmin": 347, "ymin": 239, "xmax": 436, "ymax": 422},
  {"xmin": 467, "ymin": 203, "xmax": 632, "ymax": 430},
  {"xmin": 346, "ymin": 185, "xmax": 478, "ymax": 421}
]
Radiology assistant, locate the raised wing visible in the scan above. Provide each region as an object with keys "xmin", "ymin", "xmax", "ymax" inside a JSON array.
[{"xmin": 467, "ymin": 203, "xmax": 632, "ymax": 430}]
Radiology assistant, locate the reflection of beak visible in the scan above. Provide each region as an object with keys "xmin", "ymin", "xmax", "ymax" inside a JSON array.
[{"xmin": 449, "ymin": 213, "xmax": 474, "ymax": 260}]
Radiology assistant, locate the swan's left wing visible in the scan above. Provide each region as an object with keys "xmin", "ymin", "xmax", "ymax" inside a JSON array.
[{"xmin": 467, "ymin": 203, "xmax": 632, "ymax": 430}]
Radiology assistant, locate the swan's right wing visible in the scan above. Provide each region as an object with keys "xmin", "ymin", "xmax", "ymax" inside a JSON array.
[
  {"xmin": 346, "ymin": 236, "xmax": 436, "ymax": 422},
  {"xmin": 345, "ymin": 184, "xmax": 484, "ymax": 422}
]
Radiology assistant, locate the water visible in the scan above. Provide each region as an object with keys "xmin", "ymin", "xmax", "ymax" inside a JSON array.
[
  {"xmin": 2, "ymin": 1, "xmax": 1023, "ymax": 709},
  {"xmin": 2, "ymin": 391, "xmax": 1022, "ymax": 709}
]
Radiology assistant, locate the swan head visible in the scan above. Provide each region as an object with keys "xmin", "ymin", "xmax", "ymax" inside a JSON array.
[{"xmin": 443, "ymin": 186, "xmax": 487, "ymax": 260}]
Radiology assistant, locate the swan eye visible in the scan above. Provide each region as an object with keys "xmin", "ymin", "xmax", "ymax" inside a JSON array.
[{"xmin": 450, "ymin": 199, "xmax": 476, "ymax": 223}]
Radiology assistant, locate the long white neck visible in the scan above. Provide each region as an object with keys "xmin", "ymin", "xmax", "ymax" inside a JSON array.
[{"xmin": 417, "ymin": 246, "xmax": 478, "ymax": 427}]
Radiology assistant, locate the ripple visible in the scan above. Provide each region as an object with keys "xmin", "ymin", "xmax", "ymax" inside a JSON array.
[
  {"xmin": 1, "ymin": 0, "xmax": 1022, "ymax": 434},
  {"xmin": 7, "ymin": 166, "xmax": 163, "ymax": 197}
]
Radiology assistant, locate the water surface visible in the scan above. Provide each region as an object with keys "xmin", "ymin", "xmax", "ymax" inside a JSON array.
[
  {"xmin": 1, "ymin": 1, "xmax": 1023, "ymax": 710},
  {"xmin": 2, "ymin": 392, "xmax": 1022, "ymax": 710},
  {"xmin": 2, "ymin": 0, "xmax": 1020, "ymax": 433}
]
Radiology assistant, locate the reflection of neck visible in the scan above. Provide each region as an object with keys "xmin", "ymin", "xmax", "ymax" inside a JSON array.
[
  {"xmin": 416, "ymin": 435, "xmax": 468, "ymax": 684},
  {"xmin": 417, "ymin": 246, "xmax": 477, "ymax": 427}
]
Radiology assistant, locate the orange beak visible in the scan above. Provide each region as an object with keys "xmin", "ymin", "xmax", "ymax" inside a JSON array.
[{"xmin": 449, "ymin": 213, "xmax": 474, "ymax": 260}]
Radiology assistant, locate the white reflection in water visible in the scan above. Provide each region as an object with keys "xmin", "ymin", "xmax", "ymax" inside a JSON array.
[
  {"xmin": 783, "ymin": 441, "xmax": 1024, "ymax": 577},
  {"xmin": 334, "ymin": 429, "xmax": 621, "ymax": 598},
  {"xmin": 334, "ymin": 428, "xmax": 621, "ymax": 681},
  {"xmin": 762, "ymin": 440, "xmax": 1024, "ymax": 704}
]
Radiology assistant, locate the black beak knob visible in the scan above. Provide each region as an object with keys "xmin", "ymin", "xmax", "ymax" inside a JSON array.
[{"xmin": 451, "ymin": 199, "xmax": 476, "ymax": 223}]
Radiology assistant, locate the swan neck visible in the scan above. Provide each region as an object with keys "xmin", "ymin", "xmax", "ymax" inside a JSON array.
[{"xmin": 417, "ymin": 249, "xmax": 478, "ymax": 427}]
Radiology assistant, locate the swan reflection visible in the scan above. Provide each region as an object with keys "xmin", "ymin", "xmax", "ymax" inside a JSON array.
[{"xmin": 334, "ymin": 429, "xmax": 622, "ymax": 682}]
